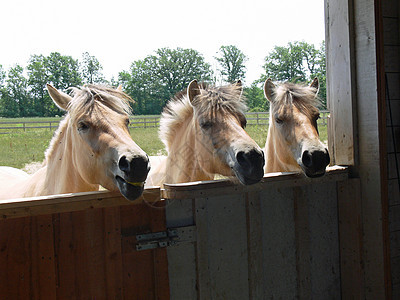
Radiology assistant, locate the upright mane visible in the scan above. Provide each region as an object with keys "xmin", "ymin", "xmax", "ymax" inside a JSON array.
[
  {"xmin": 68, "ymin": 85, "xmax": 133, "ymax": 120},
  {"xmin": 159, "ymin": 83, "xmax": 247, "ymax": 151},
  {"xmin": 272, "ymin": 82, "xmax": 320, "ymax": 118}
]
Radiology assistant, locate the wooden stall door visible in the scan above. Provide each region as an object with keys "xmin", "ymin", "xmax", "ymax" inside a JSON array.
[{"xmin": 0, "ymin": 202, "xmax": 169, "ymax": 300}]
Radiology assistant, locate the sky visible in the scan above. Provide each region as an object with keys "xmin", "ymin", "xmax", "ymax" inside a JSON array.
[{"xmin": 0, "ymin": 0, "xmax": 325, "ymax": 85}]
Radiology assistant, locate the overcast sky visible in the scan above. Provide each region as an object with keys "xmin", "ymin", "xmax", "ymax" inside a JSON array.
[{"xmin": 0, "ymin": 0, "xmax": 325, "ymax": 85}]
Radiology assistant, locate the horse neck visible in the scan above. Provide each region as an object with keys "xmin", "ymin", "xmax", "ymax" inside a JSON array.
[
  {"xmin": 43, "ymin": 117, "xmax": 99, "ymax": 194},
  {"xmin": 165, "ymin": 118, "xmax": 213, "ymax": 184},
  {"xmin": 264, "ymin": 123, "xmax": 301, "ymax": 173}
]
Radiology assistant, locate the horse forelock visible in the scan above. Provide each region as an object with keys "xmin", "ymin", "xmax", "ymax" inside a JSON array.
[
  {"xmin": 67, "ymin": 85, "xmax": 133, "ymax": 120},
  {"xmin": 192, "ymin": 84, "xmax": 247, "ymax": 117},
  {"xmin": 272, "ymin": 82, "xmax": 320, "ymax": 117},
  {"xmin": 159, "ymin": 83, "xmax": 247, "ymax": 151}
]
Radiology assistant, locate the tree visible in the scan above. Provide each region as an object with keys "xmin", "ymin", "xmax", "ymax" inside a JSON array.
[
  {"xmin": 215, "ymin": 45, "xmax": 247, "ymax": 83},
  {"xmin": 261, "ymin": 41, "xmax": 327, "ymax": 108},
  {"xmin": 27, "ymin": 55, "xmax": 48, "ymax": 116},
  {"xmin": 244, "ymin": 83, "xmax": 269, "ymax": 112},
  {"xmin": 119, "ymin": 60, "xmax": 157, "ymax": 114},
  {"xmin": 147, "ymin": 47, "xmax": 213, "ymax": 99},
  {"xmin": 27, "ymin": 52, "xmax": 83, "ymax": 116},
  {"xmin": 0, "ymin": 65, "xmax": 6, "ymax": 115},
  {"xmin": 80, "ymin": 52, "xmax": 105, "ymax": 84},
  {"xmin": 45, "ymin": 52, "xmax": 82, "ymax": 90},
  {"xmin": 262, "ymin": 41, "xmax": 307, "ymax": 82},
  {"xmin": 120, "ymin": 47, "xmax": 213, "ymax": 114},
  {"xmin": 1, "ymin": 65, "xmax": 28, "ymax": 117}
]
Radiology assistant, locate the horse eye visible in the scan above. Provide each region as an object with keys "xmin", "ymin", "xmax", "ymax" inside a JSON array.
[
  {"xmin": 77, "ymin": 121, "xmax": 89, "ymax": 132},
  {"xmin": 275, "ymin": 117, "xmax": 283, "ymax": 124},
  {"xmin": 125, "ymin": 118, "xmax": 130, "ymax": 127},
  {"xmin": 241, "ymin": 119, "xmax": 247, "ymax": 128},
  {"xmin": 200, "ymin": 121, "xmax": 213, "ymax": 130}
]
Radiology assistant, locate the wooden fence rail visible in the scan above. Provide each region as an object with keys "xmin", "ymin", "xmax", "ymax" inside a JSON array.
[{"xmin": 0, "ymin": 111, "xmax": 329, "ymax": 134}]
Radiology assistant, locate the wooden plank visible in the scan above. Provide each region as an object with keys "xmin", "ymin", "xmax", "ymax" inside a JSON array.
[
  {"xmin": 120, "ymin": 202, "xmax": 169, "ymax": 299},
  {"xmin": 120, "ymin": 204, "xmax": 155, "ymax": 299},
  {"xmin": 325, "ymin": 0, "xmax": 357, "ymax": 165},
  {"xmin": 390, "ymin": 230, "xmax": 400, "ymax": 258},
  {"xmin": 150, "ymin": 202, "xmax": 170, "ymax": 300},
  {"xmin": 0, "ymin": 188, "xmax": 160, "ymax": 220},
  {"xmin": 353, "ymin": 0, "xmax": 389, "ymax": 298},
  {"xmin": 246, "ymin": 191, "xmax": 264, "ymax": 299},
  {"xmin": 0, "ymin": 217, "xmax": 31, "ymax": 299},
  {"xmin": 305, "ymin": 182, "xmax": 341, "ymax": 298},
  {"xmin": 103, "ymin": 207, "xmax": 124, "ymax": 299},
  {"xmin": 259, "ymin": 187, "xmax": 297, "ymax": 298},
  {"xmin": 163, "ymin": 166, "xmax": 348, "ymax": 200},
  {"xmin": 166, "ymin": 198, "xmax": 197, "ymax": 299},
  {"xmin": 389, "ymin": 204, "xmax": 400, "ymax": 232},
  {"xmin": 30, "ymin": 215, "xmax": 57, "ymax": 300},
  {"xmin": 337, "ymin": 179, "xmax": 364, "ymax": 299},
  {"xmin": 194, "ymin": 197, "xmax": 212, "ymax": 300},
  {"xmin": 53, "ymin": 212, "xmax": 77, "ymax": 298},
  {"xmin": 195, "ymin": 194, "xmax": 249, "ymax": 299},
  {"xmin": 79, "ymin": 209, "xmax": 107, "ymax": 298},
  {"xmin": 57, "ymin": 210, "xmax": 108, "ymax": 299},
  {"xmin": 293, "ymin": 187, "xmax": 312, "ymax": 299}
]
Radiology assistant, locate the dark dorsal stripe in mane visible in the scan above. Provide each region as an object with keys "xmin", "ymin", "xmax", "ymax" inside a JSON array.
[
  {"xmin": 159, "ymin": 82, "xmax": 247, "ymax": 151},
  {"xmin": 68, "ymin": 85, "xmax": 133, "ymax": 120},
  {"xmin": 272, "ymin": 82, "xmax": 320, "ymax": 117}
]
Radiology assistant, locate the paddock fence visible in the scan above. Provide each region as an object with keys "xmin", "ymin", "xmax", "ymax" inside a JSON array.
[{"xmin": 0, "ymin": 111, "xmax": 329, "ymax": 134}]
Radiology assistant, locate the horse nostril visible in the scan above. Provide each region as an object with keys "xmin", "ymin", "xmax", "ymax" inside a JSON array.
[
  {"xmin": 118, "ymin": 155, "xmax": 130, "ymax": 173},
  {"xmin": 302, "ymin": 150, "xmax": 313, "ymax": 168},
  {"xmin": 236, "ymin": 151, "xmax": 247, "ymax": 166}
]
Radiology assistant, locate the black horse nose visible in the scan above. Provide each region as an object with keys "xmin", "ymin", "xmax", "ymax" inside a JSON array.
[
  {"xmin": 236, "ymin": 149, "xmax": 265, "ymax": 179},
  {"xmin": 118, "ymin": 154, "xmax": 150, "ymax": 182},
  {"xmin": 302, "ymin": 149, "xmax": 330, "ymax": 171}
]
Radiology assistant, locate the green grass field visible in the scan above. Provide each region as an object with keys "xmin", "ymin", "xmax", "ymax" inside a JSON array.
[{"xmin": 0, "ymin": 118, "xmax": 327, "ymax": 170}]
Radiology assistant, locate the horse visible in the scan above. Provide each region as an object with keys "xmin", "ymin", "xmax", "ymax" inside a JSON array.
[
  {"xmin": 146, "ymin": 80, "xmax": 265, "ymax": 187},
  {"xmin": 263, "ymin": 78, "xmax": 330, "ymax": 177},
  {"xmin": 0, "ymin": 84, "xmax": 150, "ymax": 201}
]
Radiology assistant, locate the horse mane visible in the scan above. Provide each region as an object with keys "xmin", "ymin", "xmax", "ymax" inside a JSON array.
[
  {"xmin": 68, "ymin": 85, "xmax": 133, "ymax": 120},
  {"xmin": 160, "ymin": 82, "xmax": 247, "ymax": 152},
  {"xmin": 272, "ymin": 82, "xmax": 320, "ymax": 117}
]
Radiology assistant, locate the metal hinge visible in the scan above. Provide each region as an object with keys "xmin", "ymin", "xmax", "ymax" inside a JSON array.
[{"xmin": 136, "ymin": 225, "xmax": 196, "ymax": 251}]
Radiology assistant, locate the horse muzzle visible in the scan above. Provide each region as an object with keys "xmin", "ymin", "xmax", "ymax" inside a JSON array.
[
  {"xmin": 232, "ymin": 148, "xmax": 265, "ymax": 185},
  {"xmin": 116, "ymin": 154, "xmax": 150, "ymax": 200},
  {"xmin": 300, "ymin": 148, "xmax": 330, "ymax": 178}
]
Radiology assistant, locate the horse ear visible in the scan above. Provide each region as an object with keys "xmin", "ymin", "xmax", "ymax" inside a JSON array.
[
  {"xmin": 310, "ymin": 77, "xmax": 319, "ymax": 95},
  {"xmin": 235, "ymin": 80, "xmax": 243, "ymax": 97},
  {"xmin": 187, "ymin": 80, "xmax": 200, "ymax": 103},
  {"xmin": 264, "ymin": 78, "xmax": 275, "ymax": 102},
  {"xmin": 116, "ymin": 84, "xmax": 123, "ymax": 92},
  {"xmin": 46, "ymin": 84, "xmax": 72, "ymax": 111}
]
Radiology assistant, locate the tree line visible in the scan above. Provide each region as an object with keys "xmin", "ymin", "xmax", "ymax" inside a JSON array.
[{"xmin": 0, "ymin": 41, "xmax": 326, "ymax": 117}]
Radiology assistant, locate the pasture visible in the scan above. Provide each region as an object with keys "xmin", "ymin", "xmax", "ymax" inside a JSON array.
[{"xmin": 0, "ymin": 117, "xmax": 327, "ymax": 170}]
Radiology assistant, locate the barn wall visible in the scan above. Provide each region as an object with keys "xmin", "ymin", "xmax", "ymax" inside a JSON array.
[
  {"xmin": 325, "ymin": 0, "xmax": 396, "ymax": 297},
  {"xmin": 382, "ymin": 0, "xmax": 400, "ymax": 298}
]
